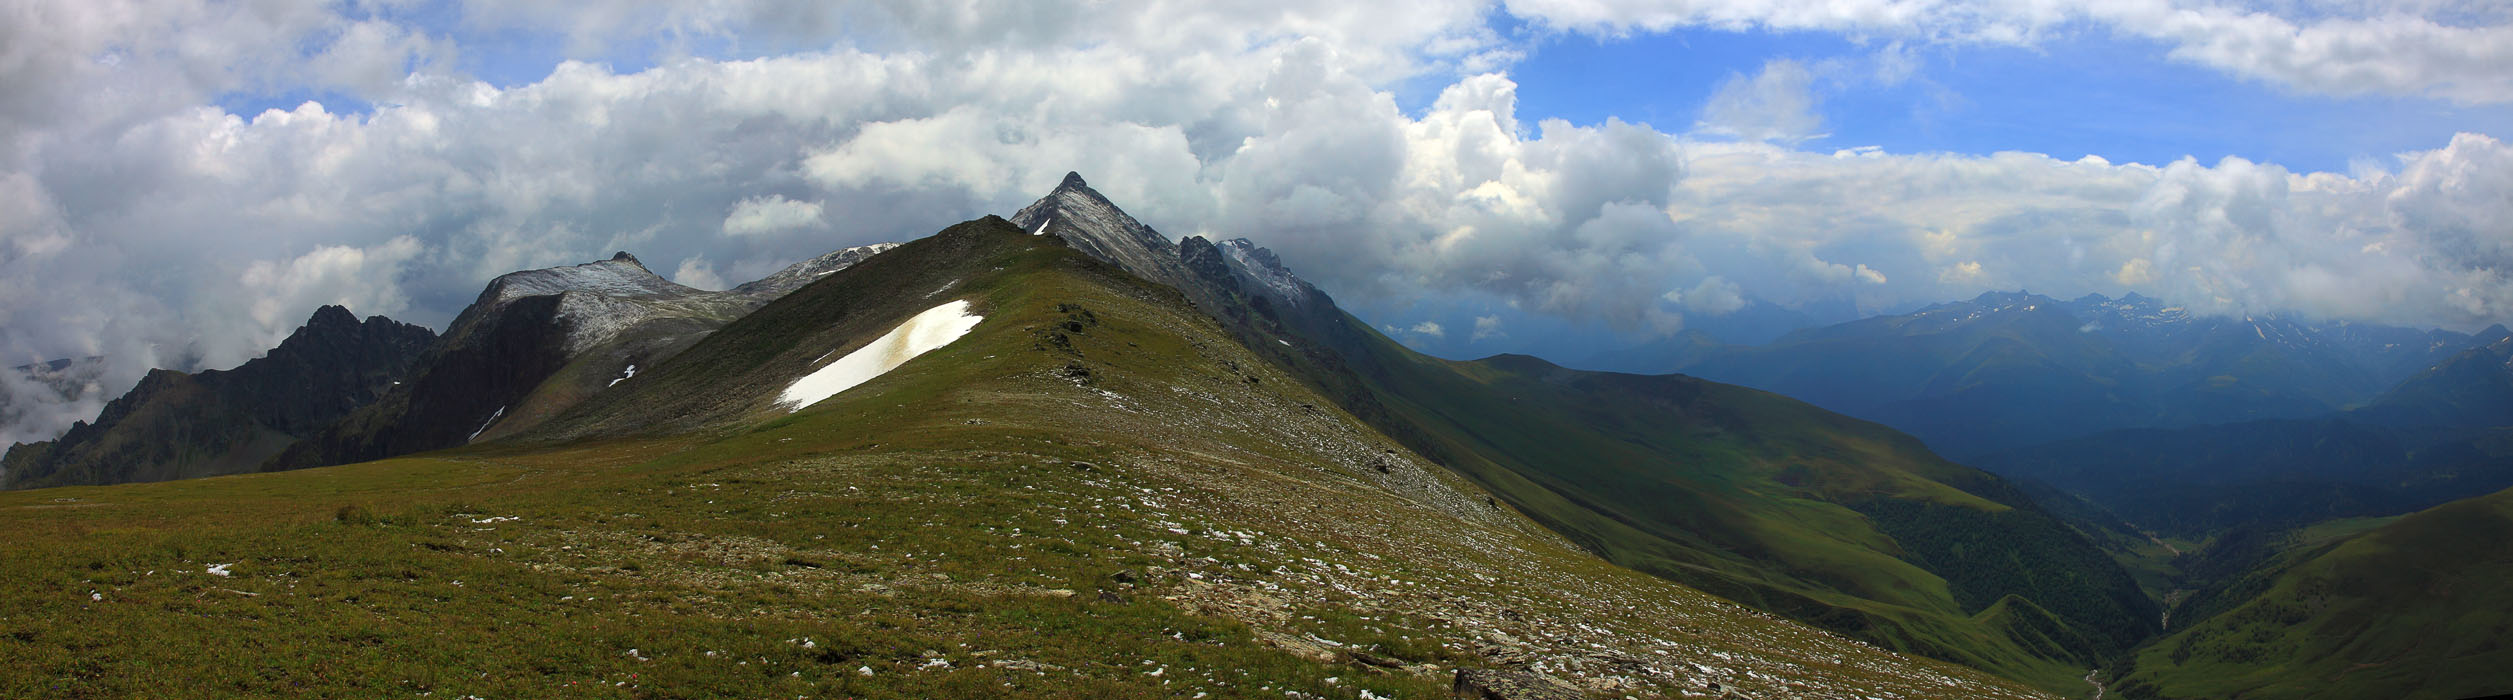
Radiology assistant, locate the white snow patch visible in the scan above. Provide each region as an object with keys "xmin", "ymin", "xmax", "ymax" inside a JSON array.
[
  {"xmin": 1031, "ymin": 220, "xmax": 1050, "ymax": 236},
  {"xmin": 778, "ymin": 300, "xmax": 984, "ymax": 412},
  {"xmin": 466, "ymin": 406, "xmax": 506, "ymax": 443},
  {"xmin": 607, "ymin": 364, "xmax": 638, "ymax": 387},
  {"xmin": 205, "ymin": 563, "xmax": 233, "ymax": 577}
]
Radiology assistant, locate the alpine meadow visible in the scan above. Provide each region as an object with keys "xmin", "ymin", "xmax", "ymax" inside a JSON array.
[{"xmin": 5, "ymin": 2, "xmax": 2512, "ymax": 699}]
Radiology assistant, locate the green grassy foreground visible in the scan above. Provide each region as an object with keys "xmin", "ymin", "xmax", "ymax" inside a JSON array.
[{"xmin": 0, "ymin": 219, "xmax": 2047, "ymax": 699}]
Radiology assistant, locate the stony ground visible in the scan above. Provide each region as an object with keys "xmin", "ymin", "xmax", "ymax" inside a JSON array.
[{"xmin": 0, "ymin": 268, "xmax": 2053, "ymax": 699}]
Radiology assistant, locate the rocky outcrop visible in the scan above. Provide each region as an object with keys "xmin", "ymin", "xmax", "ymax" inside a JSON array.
[
  {"xmin": 1, "ymin": 306, "xmax": 435, "ymax": 489},
  {"xmin": 1451, "ymin": 668, "xmax": 1583, "ymax": 700},
  {"xmin": 1010, "ymin": 172, "xmax": 1198, "ymax": 293}
]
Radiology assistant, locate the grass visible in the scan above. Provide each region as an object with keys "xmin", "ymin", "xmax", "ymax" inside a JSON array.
[
  {"xmin": 0, "ymin": 217, "xmax": 2049, "ymax": 699},
  {"xmin": 2117, "ymin": 487, "xmax": 2513, "ymax": 699},
  {"xmin": 1313, "ymin": 314, "xmax": 2153, "ymax": 694}
]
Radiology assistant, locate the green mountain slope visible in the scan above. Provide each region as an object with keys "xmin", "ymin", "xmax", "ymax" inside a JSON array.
[
  {"xmin": 0, "ymin": 215, "xmax": 2049, "ymax": 699},
  {"xmin": 985, "ymin": 175, "xmax": 2152, "ymax": 693},
  {"xmin": 2115, "ymin": 486, "xmax": 2513, "ymax": 699},
  {"xmin": 1315, "ymin": 318, "xmax": 2155, "ymax": 692}
]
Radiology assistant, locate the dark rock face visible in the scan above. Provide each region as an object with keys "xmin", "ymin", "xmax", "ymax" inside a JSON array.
[
  {"xmin": 1, "ymin": 306, "xmax": 435, "ymax": 489},
  {"xmin": 222, "ymin": 306, "xmax": 440, "ymax": 435},
  {"xmin": 265, "ymin": 295, "xmax": 575, "ymax": 470},
  {"xmin": 1009, "ymin": 172, "xmax": 1198, "ymax": 293}
]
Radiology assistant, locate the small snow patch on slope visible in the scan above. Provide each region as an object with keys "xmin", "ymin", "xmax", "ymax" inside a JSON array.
[
  {"xmin": 778, "ymin": 300, "xmax": 983, "ymax": 412},
  {"xmin": 466, "ymin": 406, "xmax": 506, "ymax": 443},
  {"xmin": 607, "ymin": 364, "xmax": 638, "ymax": 387}
]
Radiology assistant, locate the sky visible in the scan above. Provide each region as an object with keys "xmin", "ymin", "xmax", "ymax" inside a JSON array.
[{"xmin": 1, "ymin": 0, "xmax": 2509, "ymax": 444}]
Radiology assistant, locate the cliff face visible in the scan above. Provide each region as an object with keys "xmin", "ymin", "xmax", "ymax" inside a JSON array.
[{"xmin": 1, "ymin": 306, "xmax": 436, "ymax": 489}]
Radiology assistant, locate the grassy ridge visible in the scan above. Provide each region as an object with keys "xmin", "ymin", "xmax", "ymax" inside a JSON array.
[
  {"xmin": 2116, "ymin": 487, "xmax": 2513, "ymax": 699},
  {"xmin": 0, "ymin": 217, "xmax": 2047, "ymax": 698}
]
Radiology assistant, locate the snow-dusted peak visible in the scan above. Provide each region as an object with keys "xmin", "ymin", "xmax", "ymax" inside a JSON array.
[
  {"xmin": 479, "ymin": 254, "xmax": 695, "ymax": 308},
  {"xmin": 732, "ymin": 242, "xmax": 902, "ymax": 298}
]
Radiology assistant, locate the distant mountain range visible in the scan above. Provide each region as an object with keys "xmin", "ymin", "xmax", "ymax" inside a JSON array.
[
  {"xmin": 1593, "ymin": 290, "xmax": 2507, "ymax": 457},
  {"xmin": 1976, "ymin": 337, "xmax": 2513, "ymax": 537}
]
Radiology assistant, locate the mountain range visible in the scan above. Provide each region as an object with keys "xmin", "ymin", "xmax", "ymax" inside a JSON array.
[
  {"xmin": 0, "ymin": 188, "xmax": 2056, "ymax": 699},
  {"xmin": 2, "ymin": 174, "xmax": 2508, "ymax": 698},
  {"xmin": 1, "ymin": 245, "xmax": 896, "ymax": 489},
  {"xmin": 1593, "ymin": 290, "xmax": 2506, "ymax": 457}
]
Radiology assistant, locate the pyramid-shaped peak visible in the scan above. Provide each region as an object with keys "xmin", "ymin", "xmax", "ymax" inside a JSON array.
[{"xmin": 1010, "ymin": 173, "xmax": 1192, "ymax": 290}]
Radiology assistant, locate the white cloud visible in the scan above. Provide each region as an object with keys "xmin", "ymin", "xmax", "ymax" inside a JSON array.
[
  {"xmin": 722, "ymin": 195, "xmax": 825, "ymax": 237},
  {"xmin": 1502, "ymin": 0, "xmax": 2513, "ymax": 103},
  {"xmin": 237, "ymin": 236, "xmax": 424, "ymax": 352},
  {"xmin": 1473, "ymin": 314, "xmax": 1506, "ymax": 341},
  {"xmin": 673, "ymin": 257, "xmax": 728, "ymax": 291},
  {"xmin": 1697, "ymin": 59, "xmax": 1824, "ymax": 143},
  {"xmin": 1672, "ymin": 276, "xmax": 1747, "ymax": 316},
  {"xmin": 1409, "ymin": 321, "xmax": 1447, "ymax": 338}
]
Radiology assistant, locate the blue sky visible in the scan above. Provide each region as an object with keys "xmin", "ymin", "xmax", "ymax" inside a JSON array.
[
  {"xmin": 224, "ymin": 5, "xmax": 2505, "ymax": 179},
  {"xmin": 1496, "ymin": 27, "xmax": 2509, "ymax": 175}
]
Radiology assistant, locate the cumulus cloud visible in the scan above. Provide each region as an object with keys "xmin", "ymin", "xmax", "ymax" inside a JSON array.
[
  {"xmin": 1472, "ymin": 314, "xmax": 1507, "ymax": 341},
  {"xmin": 673, "ymin": 257, "xmax": 728, "ymax": 291},
  {"xmin": 722, "ymin": 195, "xmax": 825, "ymax": 237},
  {"xmin": 1410, "ymin": 321, "xmax": 1448, "ymax": 338},
  {"xmin": 1669, "ymin": 276, "xmax": 1747, "ymax": 316},
  {"xmin": 238, "ymin": 237, "xmax": 425, "ymax": 350}
]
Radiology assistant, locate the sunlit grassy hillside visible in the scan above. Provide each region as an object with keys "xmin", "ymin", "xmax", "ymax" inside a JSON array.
[{"xmin": 0, "ymin": 218, "xmax": 2046, "ymax": 699}]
